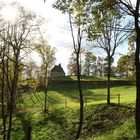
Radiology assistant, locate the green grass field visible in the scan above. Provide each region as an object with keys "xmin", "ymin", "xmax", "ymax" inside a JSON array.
[
  {"xmin": 20, "ymin": 82, "xmax": 136, "ymax": 110},
  {"xmin": 0, "ymin": 78, "xmax": 137, "ymax": 140}
]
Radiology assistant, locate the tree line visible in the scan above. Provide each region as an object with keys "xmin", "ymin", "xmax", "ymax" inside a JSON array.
[{"xmin": 67, "ymin": 49, "xmax": 135, "ymax": 80}]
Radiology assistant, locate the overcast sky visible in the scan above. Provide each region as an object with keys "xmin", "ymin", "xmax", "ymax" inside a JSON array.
[{"xmin": 0, "ymin": 0, "xmax": 137, "ymax": 75}]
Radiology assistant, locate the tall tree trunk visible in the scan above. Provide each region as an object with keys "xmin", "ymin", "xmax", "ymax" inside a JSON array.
[
  {"xmin": 135, "ymin": 1, "xmax": 140, "ymax": 137},
  {"xmin": 6, "ymin": 47, "xmax": 10, "ymax": 112},
  {"xmin": 1, "ymin": 55, "xmax": 6, "ymax": 140},
  {"xmin": 7, "ymin": 80, "xmax": 16, "ymax": 140},
  {"xmin": 75, "ymin": 52, "xmax": 84, "ymax": 140},
  {"xmin": 7, "ymin": 56, "xmax": 19, "ymax": 140},
  {"xmin": 88, "ymin": 64, "xmax": 90, "ymax": 76},
  {"xmin": 44, "ymin": 67, "xmax": 48, "ymax": 112},
  {"xmin": 107, "ymin": 55, "xmax": 111, "ymax": 105},
  {"xmin": 44, "ymin": 88, "xmax": 47, "ymax": 112},
  {"xmin": 26, "ymin": 126, "xmax": 32, "ymax": 140},
  {"xmin": 135, "ymin": 61, "xmax": 140, "ymax": 138},
  {"xmin": 68, "ymin": 7, "xmax": 83, "ymax": 139}
]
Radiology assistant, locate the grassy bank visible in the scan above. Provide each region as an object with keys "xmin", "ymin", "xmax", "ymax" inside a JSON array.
[
  {"xmin": 90, "ymin": 117, "xmax": 135, "ymax": 140},
  {"xmin": 20, "ymin": 83, "xmax": 135, "ymax": 109},
  {"xmin": 0, "ymin": 104, "xmax": 135, "ymax": 140},
  {"xmin": 0, "ymin": 79, "xmax": 136, "ymax": 139}
]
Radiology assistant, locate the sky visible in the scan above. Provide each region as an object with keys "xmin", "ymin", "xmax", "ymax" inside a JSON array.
[
  {"xmin": 0, "ymin": 0, "xmax": 137, "ymax": 75},
  {"xmin": 1, "ymin": 0, "xmax": 74, "ymax": 74}
]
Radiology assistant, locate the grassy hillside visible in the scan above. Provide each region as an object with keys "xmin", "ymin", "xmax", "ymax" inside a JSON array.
[
  {"xmin": 0, "ymin": 80, "xmax": 136, "ymax": 139},
  {"xmin": 21, "ymin": 83, "xmax": 135, "ymax": 109},
  {"xmin": 0, "ymin": 104, "xmax": 135, "ymax": 140},
  {"xmin": 89, "ymin": 117, "xmax": 135, "ymax": 140}
]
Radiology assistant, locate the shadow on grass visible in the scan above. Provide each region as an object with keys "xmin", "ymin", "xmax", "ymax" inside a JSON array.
[
  {"xmin": 38, "ymin": 109, "xmax": 66, "ymax": 126},
  {"xmin": 47, "ymin": 95, "xmax": 64, "ymax": 104},
  {"xmin": 47, "ymin": 83, "xmax": 122, "ymax": 104},
  {"xmin": 17, "ymin": 112, "xmax": 32, "ymax": 140},
  {"xmin": 29, "ymin": 80, "xmax": 134, "ymax": 107}
]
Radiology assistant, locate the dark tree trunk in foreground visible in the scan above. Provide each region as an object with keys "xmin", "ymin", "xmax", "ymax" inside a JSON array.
[
  {"xmin": 75, "ymin": 52, "xmax": 84, "ymax": 140},
  {"xmin": 117, "ymin": 0, "xmax": 140, "ymax": 137},
  {"xmin": 107, "ymin": 55, "xmax": 111, "ymax": 105},
  {"xmin": 53, "ymin": 0, "xmax": 84, "ymax": 139},
  {"xmin": 135, "ymin": 0, "xmax": 140, "ymax": 137},
  {"xmin": 1, "ymin": 52, "xmax": 6, "ymax": 140},
  {"xmin": 7, "ymin": 56, "xmax": 19, "ymax": 140},
  {"xmin": 26, "ymin": 126, "xmax": 32, "ymax": 140},
  {"xmin": 44, "ymin": 69, "xmax": 48, "ymax": 112},
  {"xmin": 68, "ymin": 12, "xmax": 84, "ymax": 139}
]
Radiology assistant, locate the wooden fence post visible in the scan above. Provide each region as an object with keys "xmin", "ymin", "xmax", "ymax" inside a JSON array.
[{"xmin": 118, "ymin": 93, "xmax": 120, "ymax": 105}]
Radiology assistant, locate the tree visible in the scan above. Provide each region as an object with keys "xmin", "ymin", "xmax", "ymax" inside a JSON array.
[
  {"xmin": 36, "ymin": 39, "xmax": 56, "ymax": 112},
  {"xmin": 103, "ymin": 57, "xmax": 114, "ymax": 77},
  {"xmin": 83, "ymin": 51, "xmax": 96, "ymax": 76},
  {"xmin": 87, "ymin": 6, "xmax": 130, "ymax": 104},
  {"xmin": 53, "ymin": 0, "xmax": 86, "ymax": 139},
  {"xmin": 92, "ymin": 0, "xmax": 140, "ymax": 136},
  {"xmin": 117, "ymin": 53, "xmax": 135, "ymax": 79},
  {"xmin": 94, "ymin": 56, "xmax": 105, "ymax": 77},
  {"xmin": 0, "ymin": 3, "xmax": 38, "ymax": 139},
  {"xmin": 115, "ymin": 0, "xmax": 140, "ymax": 137},
  {"xmin": 67, "ymin": 51, "xmax": 77, "ymax": 75},
  {"xmin": 25, "ymin": 60, "xmax": 39, "ymax": 92},
  {"xmin": 0, "ymin": 40, "xmax": 7, "ymax": 140}
]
